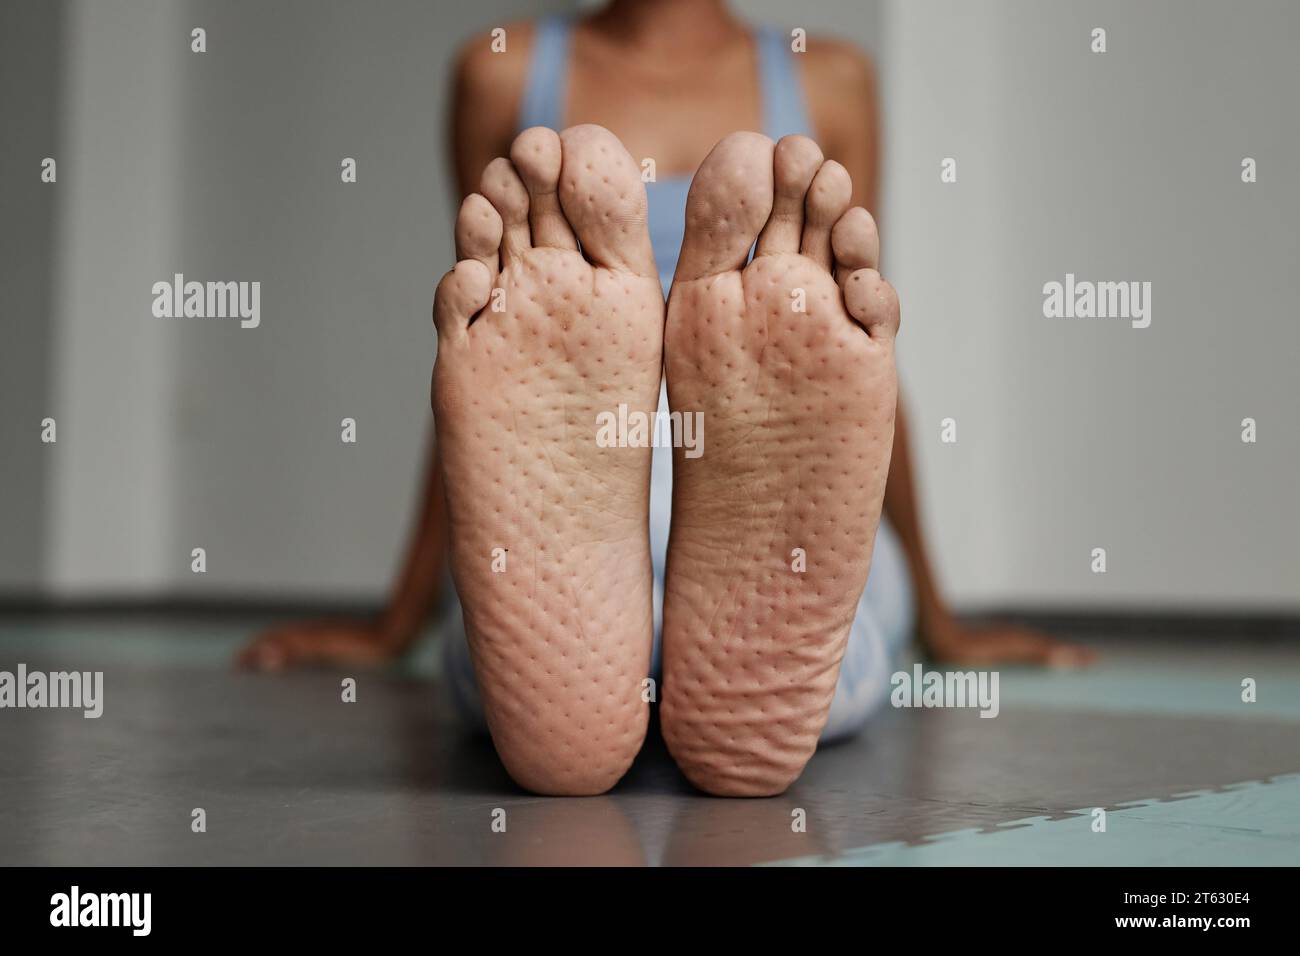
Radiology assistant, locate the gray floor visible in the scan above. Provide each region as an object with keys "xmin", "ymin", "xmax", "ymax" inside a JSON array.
[{"xmin": 2, "ymin": 616, "xmax": 1299, "ymax": 865}]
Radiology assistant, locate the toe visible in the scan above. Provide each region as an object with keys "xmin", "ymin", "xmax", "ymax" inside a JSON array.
[
  {"xmin": 510, "ymin": 127, "xmax": 579, "ymax": 251},
  {"xmin": 676, "ymin": 131, "xmax": 775, "ymax": 283},
  {"xmin": 455, "ymin": 193, "xmax": 503, "ymax": 287},
  {"xmin": 434, "ymin": 259, "xmax": 492, "ymax": 343},
  {"xmin": 800, "ymin": 160, "xmax": 852, "ymax": 270},
  {"xmin": 830, "ymin": 206, "xmax": 880, "ymax": 278},
  {"xmin": 842, "ymin": 268, "xmax": 900, "ymax": 341},
  {"xmin": 755, "ymin": 135, "xmax": 823, "ymax": 257},
  {"xmin": 480, "ymin": 157, "xmax": 531, "ymax": 267},
  {"xmin": 557, "ymin": 124, "xmax": 657, "ymax": 276}
]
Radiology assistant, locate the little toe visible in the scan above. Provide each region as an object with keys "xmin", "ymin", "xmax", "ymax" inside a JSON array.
[
  {"xmin": 434, "ymin": 258, "xmax": 492, "ymax": 343},
  {"xmin": 841, "ymin": 268, "xmax": 900, "ymax": 341}
]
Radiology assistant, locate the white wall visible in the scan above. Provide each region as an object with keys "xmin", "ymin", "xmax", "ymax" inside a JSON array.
[
  {"xmin": 0, "ymin": 0, "xmax": 62, "ymax": 591},
  {"xmin": 164, "ymin": 0, "xmax": 574, "ymax": 599},
  {"xmin": 884, "ymin": 0, "xmax": 1300, "ymax": 609},
  {"xmin": 3, "ymin": 0, "xmax": 1297, "ymax": 610},
  {"xmin": 44, "ymin": 0, "xmax": 186, "ymax": 594},
  {"xmin": 3, "ymin": 0, "xmax": 566, "ymax": 600}
]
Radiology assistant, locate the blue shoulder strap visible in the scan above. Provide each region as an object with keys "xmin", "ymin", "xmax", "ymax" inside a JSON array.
[
  {"xmin": 517, "ymin": 16, "xmax": 573, "ymax": 132},
  {"xmin": 756, "ymin": 25, "xmax": 814, "ymax": 140}
]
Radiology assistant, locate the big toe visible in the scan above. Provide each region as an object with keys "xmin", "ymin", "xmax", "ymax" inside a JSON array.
[
  {"xmin": 675, "ymin": 131, "xmax": 775, "ymax": 283},
  {"xmin": 557, "ymin": 124, "xmax": 657, "ymax": 277}
]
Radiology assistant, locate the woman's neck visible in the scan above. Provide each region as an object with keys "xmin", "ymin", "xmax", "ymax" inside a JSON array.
[{"xmin": 589, "ymin": 0, "xmax": 745, "ymax": 56}]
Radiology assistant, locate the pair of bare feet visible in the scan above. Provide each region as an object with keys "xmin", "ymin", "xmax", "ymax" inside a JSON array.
[{"xmin": 433, "ymin": 125, "xmax": 899, "ymax": 798}]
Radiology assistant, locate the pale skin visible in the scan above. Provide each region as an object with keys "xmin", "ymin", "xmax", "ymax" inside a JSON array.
[{"xmin": 239, "ymin": 0, "xmax": 1094, "ymax": 675}]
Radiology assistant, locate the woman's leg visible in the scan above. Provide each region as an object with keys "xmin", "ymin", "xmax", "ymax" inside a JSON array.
[
  {"xmin": 438, "ymin": 581, "xmax": 488, "ymax": 733},
  {"xmin": 820, "ymin": 517, "xmax": 915, "ymax": 743}
]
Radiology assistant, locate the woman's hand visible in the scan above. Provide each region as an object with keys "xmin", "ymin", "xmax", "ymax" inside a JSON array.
[
  {"xmin": 920, "ymin": 614, "xmax": 1097, "ymax": 668},
  {"xmin": 236, "ymin": 618, "xmax": 407, "ymax": 672}
]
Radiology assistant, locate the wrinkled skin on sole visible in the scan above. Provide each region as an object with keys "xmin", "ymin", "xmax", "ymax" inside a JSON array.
[
  {"xmin": 432, "ymin": 125, "xmax": 664, "ymax": 795},
  {"xmin": 662, "ymin": 132, "xmax": 901, "ymax": 797}
]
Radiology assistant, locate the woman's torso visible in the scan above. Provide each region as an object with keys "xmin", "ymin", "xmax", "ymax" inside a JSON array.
[{"xmin": 518, "ymin": 14, "xmax": 814, "ymax": 292}]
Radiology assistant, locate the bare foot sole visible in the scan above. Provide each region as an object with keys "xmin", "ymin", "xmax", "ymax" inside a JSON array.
[
  {"xmin": 662, "ymin": 132, "xmax": 901, "ymax": 797},
  {"xmin": 432, "ymin": 125, "xmax": 663, "ymax": 795}
]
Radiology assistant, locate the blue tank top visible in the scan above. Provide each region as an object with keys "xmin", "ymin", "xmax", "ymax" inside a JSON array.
[{"xmin": 517, "ymin": 16, "xmax": 814, "ymax": 295}]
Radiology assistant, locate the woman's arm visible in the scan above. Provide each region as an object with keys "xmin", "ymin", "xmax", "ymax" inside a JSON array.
[
  {"xmin": 361, "ymin": 27, "xmax": 533, "ymax": 638},
  {"xmin": 238, "ymin": 29, "xmax": 528, "ymax": 670},
  {"xmin": 805, "ymin": 40, "xmax": 1094, "ymax": 666}
]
